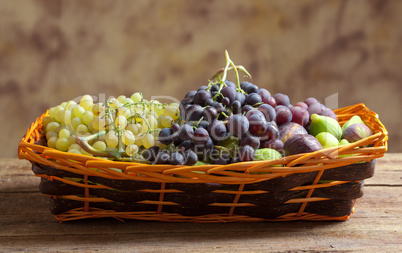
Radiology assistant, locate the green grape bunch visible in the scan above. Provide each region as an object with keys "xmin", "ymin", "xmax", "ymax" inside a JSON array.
[{"xmin": 41, "ymin": 92, "xmax": 180, "ymax": 162}]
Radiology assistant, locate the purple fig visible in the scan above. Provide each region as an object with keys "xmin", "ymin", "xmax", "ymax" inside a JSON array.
[
  {"xmin": 279, "ymin": 122, "xmax": 308, "ymax": 144},
  {"xmin": 342, "ymin": 123, "xmax": 372, "ymax": 143},
  {"xmin": 284, "ymin": 134, "xmax": 322, "ymax": 156}
]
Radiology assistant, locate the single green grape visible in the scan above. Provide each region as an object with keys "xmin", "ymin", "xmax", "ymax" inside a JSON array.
[
  {"xmin": 42, "ymin": 116, "xmax": 53, "ymax": 128},
  {"xmin": 121, "ymin": 97, "xmax": 134, "ymax": 105},
  {"xmin": 148, "ymin": 115, "xmax": 158, "ymax": 129},
  {"xmin": 66, "ymin": 100, "xmax": 77, "ymax": 111},
  {"xmin": 46, "ymin": 122, "xmax": 61, "ymax": 133},
  {"xmin": 68, "ymin": 143, "xmax": 81, "ymax": 151},
  {"xmin": 80, "ymin": 95, "xmax": 93, "ymax": 110},
  {"xmin": 154, "ymin": 104, "xmax": 164, "ymax": 116},
  {"xmin": 92, "ymin": 116, "xmax": 106, "ymax": 131},
  {"xmin": 140, "ymin": 115, "xmax": 158, "ymax": 133},
  {"xmin": 159, "ymin": 115, "xmax": 174, "ymax": 128},
  {"xmin": 59, "ymin": 128, "xmax": 71, "ymax": 139},
  {"xmin": 117, "ymin": 95, "xmax": 126, "ymax": 103},
  {"xmin": 93, "ymin": 141, "xmax": 107, "ymax": 151},
  {"xmin": 88, "ymin": 103, "xmax": 95, "ymax": 112},
  {"xmin": 71, "ymin": 117, "xmax": 82, "ymax": 130},
  {"xmin": 60, "ymin": 101, "xmax": 67, "ymax": 109},
  {"xmin": 55, "ymin": 108, "xmax": 64, "ymax": 123},
  {"xmin": 87, "ymin": 120, "xmax": 95, "ymax": 132},
  {"xmin": 48, "ymin": 107, "xmax": 55, "ymax": 118},
  {"xmin": 115, "ymin": 115, "xmax": 128, "ymax": 129},
  {"xmin": 134, "ymin": 133, "xmax": 144, "ymax": 147},
  {"xmin": 120, "ymin": 107, "xmax": 131, "ymax": 118},
  {"xmin": 126, "ymin": 144, "xmax": 139, "ymax": 156},
  {"xmin": 76, "ymin": 124, "xmax": 89, "ymax": 134},
  {"xmin": 122, "ymin": 130, "xmax": 135, "ymax": 145},
  {"xmin": 82, "ymin": 111, "xmax": 94, "ymax": 126},
  {"xmin": 63, "ymin": 110, "xmax": 72, "ymax": 125},
  {"xmin": 126, "ymin": 123, "xmax": 141, "ymax": 135},
  {"xmin": 108, "ymin": 97, "xmax": 120, "ymax": 108},
  {"xmin": 142, "ymin": 133, "xmax": 154, "ymax": 149},
  {"xmin": 105, "ymin": 130, "xmax": 119, "ymax": 148},
  {"xmin": 164, "ymin": 105, "xmax": 179, "ymax": 120},
  {"xmin": 104, "ymin": 115, "xmax": 113, "ymax": 129},
  {"xmin": 73, "ymin": 105, "xmax": 85, "ymax": 118},
  {"xmin": 46, "ymin": 130, "xmax": 58, "ymax": 140},
  {"xmin": 57, "ymin": 110, "xmax": 65, "ymax": 124},
  {"xmin": 47, "ymin": 136, "xmax": 58, "ymax": 149},
  {"xmin": 92, "ymin": 103, "xmax": 104, "ymax": 116},
  {"xmin": 53, "ymin": 105, "xmax": 64, "ymax": 121},
  {"xmin": 130, "ymin": 92, "xmax": 143, "ymax": 103},
  {"xmin": 56, "ymin": 137, "xmax": 69, "ymax": 151}
]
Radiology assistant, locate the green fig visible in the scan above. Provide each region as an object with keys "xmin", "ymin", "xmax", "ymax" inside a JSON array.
[
  {"xmin": 338, "ymin": 139, "xmax": 356, "ymax": 158},
  {"xmin": 341, "ymin": 115, "xmax": 365, "ymax": 133},
  {"xmin": 310, "ymin": 114, "xmax": 342, "ymax": 140},
  {"xmin": 254, "ymin": 148, "xmax": 282, "ymax": 161},
  {"xmin": 315, "ymin": 132, "xmax": 339, "ymax": 149},
  {"xmin": 342, "ymin": 123, "xmax": 373, "ymax": 143}
]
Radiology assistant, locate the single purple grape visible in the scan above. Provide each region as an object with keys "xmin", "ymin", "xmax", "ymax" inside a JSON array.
[
  {"xmin": 257, "ymin": 88, "xmax": 271, "ymax": 100},
  {"xmin": 294, "ymin": 102, "xmax": 308, "ymax": 110},
  {"xmin": 262, "ymin": 96, "xmax": 277, "ymax": 108},
  {"xmin": 273, "ymin": 93, "xmax": 290, "ymax": 107},
  {"xmin": 275, "ymin": 105, "xmax": 292, "ymax": 126},
  {"xmin": 226, "ymin": 114, "xmax": 249, "ymax": 137},
  {"xmin": 290, "ymin": 106, "xmax": 309, "ymax": 126},
  {"xmin": 304, "ymin": 97, "xmax": 319, "ymax": 107},
  {"xmin": 238, "ymin": 145, "xmax": 255, "ymax": 162},
  {"xmin": 248, "ymin": 114, "xmax": 267, "ymax": 136},
  {"xmin": 193, "ymin": 127, "xmax": 210, "ymax": 145},
  {"xmin": 258, "ymin": 104, "xmax": 276, "ymax": 122}
]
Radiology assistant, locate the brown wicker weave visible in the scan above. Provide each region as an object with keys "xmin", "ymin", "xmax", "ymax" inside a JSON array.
[{"xmin": 18, "ymin": 103, "xmax": 388, "ymax": 222}]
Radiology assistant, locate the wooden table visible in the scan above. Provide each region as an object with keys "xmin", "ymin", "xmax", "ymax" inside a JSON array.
[{"xmin": 1, "ymin": 154, "xmax": 401, "ymax": 252}]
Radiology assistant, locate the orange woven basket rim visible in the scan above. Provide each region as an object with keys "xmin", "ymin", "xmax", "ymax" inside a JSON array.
[
  {"xmin": 18, "ymin": 103, "xmax": 388, "ymax": 176},
  {"xmin": 17, "ymin": 103, "xmax": 388, "ymax": 222}
]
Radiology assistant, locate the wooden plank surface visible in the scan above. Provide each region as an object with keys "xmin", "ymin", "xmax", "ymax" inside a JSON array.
[{"xmin": 0, "ymin": 154, "xmax": 401, "ymax": 252}]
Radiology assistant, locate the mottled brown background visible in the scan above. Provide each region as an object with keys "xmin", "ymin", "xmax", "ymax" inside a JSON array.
[{"xmin": 1, "ymin": 0, "xmax": 401, "ymax": 157}]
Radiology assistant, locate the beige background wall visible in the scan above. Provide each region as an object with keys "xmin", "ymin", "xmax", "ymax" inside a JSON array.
[{"xmin": 1, "ymin": 0, "xmax": 401, "ymax": 157}]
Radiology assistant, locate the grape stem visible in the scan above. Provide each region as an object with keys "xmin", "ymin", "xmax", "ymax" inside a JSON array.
[
  {"xmin": 194, "ymin": 116, "xmax": 204, "ymax": 128},
  {"xmin": 76, "ymin": 131, "xmax": 149, "ymax": 163},
  {"xmin": 210, "ymin": 50, "xmax": 252, "ymax": 95},
  {"xmin": 75, "ymin": 131, "xmax": 122, "ymax": 158},
  {"xmin": 137, "ymin": 115, "xmax": 152, "ymax": 134},
  {"xmin": 117, "ymin": 126, "xmax": 125, "ymax": 154}
]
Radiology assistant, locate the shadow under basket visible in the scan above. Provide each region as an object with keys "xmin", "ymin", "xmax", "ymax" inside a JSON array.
[{"xmin": 18, "ymin": 103, "xmax": 388, "ymax": 222}]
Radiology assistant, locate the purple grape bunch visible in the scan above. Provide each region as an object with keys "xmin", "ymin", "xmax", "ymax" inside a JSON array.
[{"xmin": 148, "ymin": 53, "xmax": 336, "ymax": 165}]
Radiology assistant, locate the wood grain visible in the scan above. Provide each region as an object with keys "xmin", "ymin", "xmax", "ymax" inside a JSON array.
[{"xmin": 0, "ymin": 154, "xmax": 401, "ymax": 252}]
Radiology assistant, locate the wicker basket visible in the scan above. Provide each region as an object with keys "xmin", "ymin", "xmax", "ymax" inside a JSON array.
[{"xmin": 18, "ymin": 103, "xmax": 388, "ymax": 222}]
